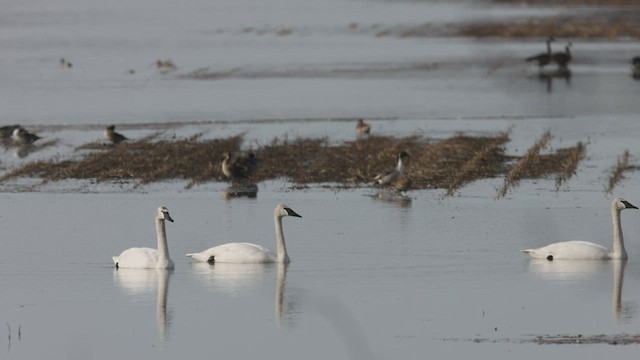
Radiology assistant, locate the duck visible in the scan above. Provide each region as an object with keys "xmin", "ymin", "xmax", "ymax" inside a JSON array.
[
  {"xmin": 390, "ymin": 177, "xmax": 413, "ymax": 193},
  {"xmin": 522, "ymin": 197, "xmax": 637, "ymax": 260},
  {"xmin": 104, "ymin": 125, "xmax": 128, "ymax": 144},
  {"xmin": 186, "ymin": 204, "xmax": 301, "ymax": 263},
  {"xmin": 526, "ymin": 37, "xmax": 554, "ymax": 72},
  {"xmin": 11, "ymin": 127, "xmax": 40, "ymax": 145},
  {"xmin": 59, "ymin": 58, "xmax": 72, "ymax": 68},
  {"xmin": 0, "ymin": 125, "xmax": 21, "ymax": 139},
  {"xmin": 156, "ymin": 59, "xmax": 177, "ymax": 72},
  {"xmin": 112, "ymin": 206, "xmax": 175, "ymax": 269},
  {"xmin": 221, "ymin": 151, "xmax": 259, "ymax": 181},
  {"xmin": 552, "ymin": 42, "xmax": 572, "ymax": 69},
  {"xmin": 355, "ymin": 118, "xmax": 371, "ymax": 136},
  {"xmin": 373, "ymin": 151, "xmax": 410, "ymax": 186}
]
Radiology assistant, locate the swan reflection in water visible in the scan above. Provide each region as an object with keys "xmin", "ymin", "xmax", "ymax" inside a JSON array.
[
  {"xmin": 190, "ymin": 262, "xmax": 296, "ymax": 327},
  {"xmin": 526, "ymin": 259, "xmax": 635, "ymax": 323},
  {"xmin": 113, "ymin": 269, "xmax": 173, "ymax": 339}
]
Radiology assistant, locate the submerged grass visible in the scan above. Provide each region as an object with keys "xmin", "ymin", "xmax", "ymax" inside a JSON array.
[{"xmin": 0, "ymin": 132, "xmax": 588, "ymax": 194}]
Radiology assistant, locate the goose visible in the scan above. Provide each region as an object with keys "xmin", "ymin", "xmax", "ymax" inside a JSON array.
[
  {"xmin": 104, "ymin": 125, "xmax": 128, "ymax": 144},
  {"xmin": 526, "ymin": 37, "xmax": 554, "ymax": 72},
  {"xmin": 11, "ymin": 127, "xmax": 40, "ymax": 145},
  {"xmin": 373, "ymin": 151, "xmax": 410, "ymax": 186},
  {"xmin": 221, "ymin": 151, "xmax": 258, "ymax": 181},
  {"xmin": 552, "ymin": 42, "xmax": 572, "ymax": 69},
  {"xmin": 522, "ymin": 198, "xmax": 637, "ymax": 260},
  {"xmin": 113, "ymin": 206, "xmax": 175, "ymax": 269},
  {"xmin": 355, "ymin": 118, "xmax": 371, "ymax": 136},
  {"xmin": 186, "ymin": 204, "xmax": 301, "ymax": 263}
]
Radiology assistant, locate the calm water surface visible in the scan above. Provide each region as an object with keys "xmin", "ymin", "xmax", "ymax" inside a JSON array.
[{"xmin": 1, "ymin": 0, "xmax": 640, "ymax": 359}]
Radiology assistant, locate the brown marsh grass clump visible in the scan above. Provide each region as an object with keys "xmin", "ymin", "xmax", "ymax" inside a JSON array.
[
  {"xmin": 606, "ymin": 150, "xmax": 638, "ymax": 194},
  {"xmin": 458, "ymin": 19, "xmax": 640, "ymax": 39},
  {"xmin": 0, "ymin": 132, "xmax": 587, "ymax": 194}
]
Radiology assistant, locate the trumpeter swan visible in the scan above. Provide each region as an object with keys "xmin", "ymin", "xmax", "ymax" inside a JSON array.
[
  {"xmin": 112, "ymin": 206, "xmax": 175, "ymax": 269},
  {"xmin": 522, "ymin": 197, "xmax": 637, "ymax": 260},
  {"xmin": 373, "ymin": 151, "xmax": 410, "ymax": 186},
  {"xmin": 186, "ymin": 204, "xmax": 301, "ymax": 263}
]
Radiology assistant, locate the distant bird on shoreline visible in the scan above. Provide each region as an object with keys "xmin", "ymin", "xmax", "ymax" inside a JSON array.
[
  {"xmin": 526, "ymin": 37, "xmax": 554, "ymax": 72},
  {"xmin": 222, "ymin": 151, "xmax": 259, "ymax": 181},
  {"xmin": 373, "ymin": 151, "xmax": 410, "ymax": 186},
  {"xmin": 156, "ymin": 59, "xmax": 177, "ymax": 73},
  {"xmin": 0, "ymin": 125, "xmax": 22, "ymax": 139},
  {"xmin": 104, "ymin": 125, "xmax": 128, "ymax": 144},
  {"xmin": 11, "ymin": 127, "xmax": 40, "ymax": 145},
  {"xmin": 60, "ymin": 58, "xmax": 72, "ymax": 68},
  {"xmin": 552, "ymin": 42, "xmax": 572, "ymax": 69},
  {"xmin": 355, "ymin": 118, "xmax": 371, "ymax": 136}
]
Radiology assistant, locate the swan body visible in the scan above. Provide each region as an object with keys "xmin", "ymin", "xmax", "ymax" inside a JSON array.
[
  {"xmin": 186, "ymin": 204, "xmax": 301, "ymax": 263},
  {"xmin": 374, "ymin": 151, "xmax": 410, "ymax": 186},
  {"xmin": 522, "ymin": 198, "xmax": 637, "ymax": 260},
  {"xmin": 113, "ymin": 206, "xmax": 175, "ymax": 269}
]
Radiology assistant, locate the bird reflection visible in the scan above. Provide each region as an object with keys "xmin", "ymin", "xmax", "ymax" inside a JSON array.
[
  {"xmin": 526, "ymin": 259, "xmax": 635, "ymax": 323},
  {"xmin": 190, "ymin": 262, "xmax": 296, "ymax": 327},
  {"xmin": 222, "ymin": 183, "xmax": 258, "ymax": 200},
  {"xmin": 367, "ymin": 190, "xmax": 412, "ymax": 208},
  {"xmin": 532, "ymin": 69, "xmax": 571, "ymax": 93},
  {"xmin": 113, "ymin": 269, "xmax": 173, "ymax": 339}
]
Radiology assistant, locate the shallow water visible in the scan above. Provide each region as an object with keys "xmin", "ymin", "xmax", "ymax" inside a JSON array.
[{"xmin": 2, "ymin": 0, "xmax": 640, "ymax": 358}]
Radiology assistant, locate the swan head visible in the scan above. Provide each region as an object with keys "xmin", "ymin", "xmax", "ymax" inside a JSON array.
[
  {"xmin": 613, "ymin": 197, "xmax": 638, "ymax": 211},
  {"xmin": 275, "ymin": 204, "xmax": 302, "ymax": 219},
  {"xmin": 156, "ymin": 206, "xmax": 174, "ymax": 222}
]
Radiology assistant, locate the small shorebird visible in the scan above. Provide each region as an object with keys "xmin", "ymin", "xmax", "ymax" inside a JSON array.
[
  {"xmin": 156, "ymin": 59, "xmax": 177, "ymax": 72},
  {"xmin": 355, "ymin": 118, "xmax": 371, "ymax": 136},
  {"xmin": 526, "ymin": 37, "xmax": 554, "ymax": 73},
  {"xmin": 104, "ymin": 125, "xmax": 128, "ymax": 144},
  {"xmin": 552, "ymin": 42, "xmax": 572, "ymax": 69},
  {"xmin": 60, "ymin": 58, "xmax": 72, "ymax": 68},
  {"xmin": 222, "ymin": 151, "xmax": 259, "ymax": 181},
  {"xmin": 373, "ymin": 151, "xmax": 410, "ymax": 186},
  {"xmin": 11, "ymin": 127, "xmax": 40, "ymax": 145}
]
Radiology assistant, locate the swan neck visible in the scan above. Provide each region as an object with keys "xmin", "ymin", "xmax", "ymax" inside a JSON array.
[
  {"xmin": 274, "ymin": 214, "xmax": 290, "ymax": 263},
  {"xmin": 612, "ymin": 206, "xmax": 627, "ymax": 259},
  {"xmin": 156, "ymin": 218, "xmax": 171, "ymax": 263}
]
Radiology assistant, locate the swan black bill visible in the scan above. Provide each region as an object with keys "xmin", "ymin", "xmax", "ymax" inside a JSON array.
[
  {"xmin": 621, "ymin": 201, "xmax": 638, "ymax": 209},
  {"xmin": 285, "ymin": 208, "xmax": 302, "ymax": 218}
]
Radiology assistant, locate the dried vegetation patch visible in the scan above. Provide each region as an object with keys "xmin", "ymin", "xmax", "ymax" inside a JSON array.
[{"xmin": 0, "ymin": 132, "xmax": 587, "ymax": 194}]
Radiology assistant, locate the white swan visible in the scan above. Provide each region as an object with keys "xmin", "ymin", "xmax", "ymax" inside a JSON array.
[
  {"xmin": 112, "ymin": 206, "xmax": 175, "ymax": 269},
  {"xmin": 522, "ymin": 198, "xmax": 637, "ymax": 260},
  {"xmin": 186, "ymin": 204, "xmax": 301, "ymax": 263}
]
